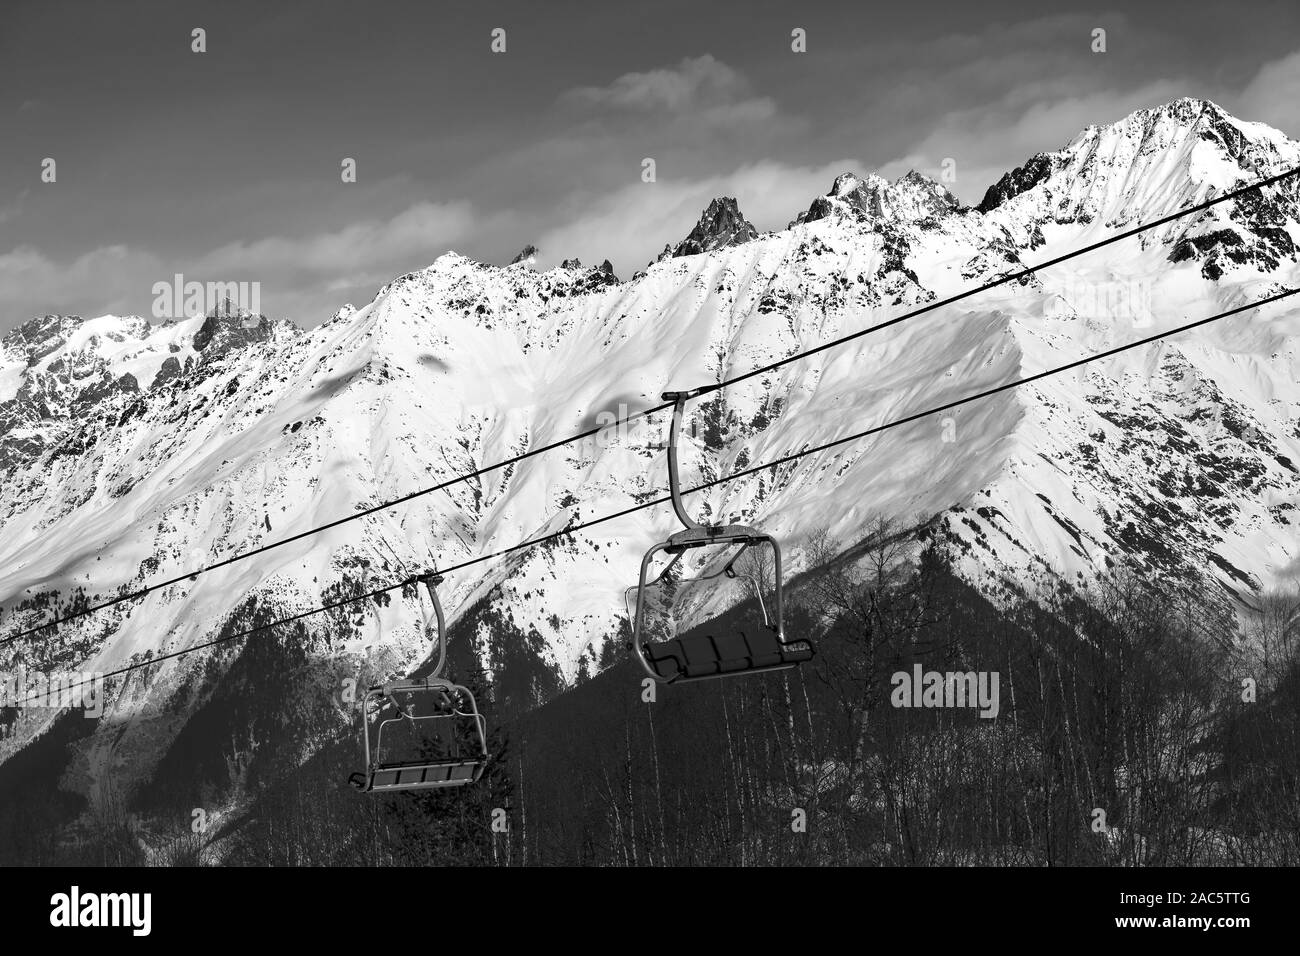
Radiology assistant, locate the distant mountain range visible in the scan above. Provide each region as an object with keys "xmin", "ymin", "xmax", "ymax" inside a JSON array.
[{"xmin": 2, "ymin": 97, "xmax": 1298, "ymax": 805}]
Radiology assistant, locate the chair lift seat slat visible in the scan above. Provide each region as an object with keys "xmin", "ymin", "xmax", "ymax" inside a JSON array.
[
  {"xmin": 376, "ymin": 756, "xmax": 484, "ymax": 772},
  {"xmin": 371, "ymin": 760, "xmax": 480, "ymax": 789}
]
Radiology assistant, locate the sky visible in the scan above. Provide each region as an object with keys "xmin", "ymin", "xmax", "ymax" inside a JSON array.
[{"xmin": 3, "ymin": 0, "xmax": 1300, "ymax": 333}]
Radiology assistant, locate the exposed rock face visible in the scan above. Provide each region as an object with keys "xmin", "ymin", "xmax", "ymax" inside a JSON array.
[
  {"xmin": 0, "ymin": 314, "xmax": 156, "ymax": 473},
  {"xmin": 793, "ymin": 171, "xmax": 962, "ymax": 228},
  {"xmin": 3, "ymin": 314, "xmax": 95, "ymax": 365},
  {"xmin": 151, "ymin": 356, "xmax": 183, "ymax": 388},
  {"xmin": 192, "ymin": 312, "xmax": 283, "ymax": 361},
  {"xmin": 510, "ymin": 244, "xmax": 539, "ymax": 265},
  {"xmin": 978, "ymin": 154, "xmax": 1058, "ymax": 213},
  {"xmin": 672, "ymin": 197, "xmax": 759, "ymax": 258}
]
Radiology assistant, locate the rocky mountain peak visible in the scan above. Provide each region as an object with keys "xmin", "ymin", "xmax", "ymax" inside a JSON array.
[
  {"xmin": 794, "ymin": 171, "xmax": 959, "ymax": 227},
  {"xmin": 510, "ymin": 244, "xmax": 539, "ymax": 266},
  {"xmin": 2, "ymin": 314, "xmax": 88, "ymax": 366},
  {"xmin": 191, "ymin": 312, "xmax": 285, "ymax": 360},
  {"xmin": 977, "ymin": 154, "xmax": 1058, "ymax": 213},
  {"xmin": 671, "ymin": 197, "xmax": 759, "ymax": 258},
  {"xmin": 975, "ymin": 95, "xmax": 1296, "ymax": 235},
  {"xmin": 207, "ymin": 295, "xmax": 257, "ymax": 322},
  {"xmin": 829, "ymin": 172, "xmax": 872, "ymax": 196}
]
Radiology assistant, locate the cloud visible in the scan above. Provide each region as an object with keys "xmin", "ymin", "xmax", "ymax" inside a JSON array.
[
  {"xmin": 195, "ymin": 200, "xmax": 476, "ymax": 277},
  {"xmin": 553, "ymin": 53, "xmax": 774, "ymax": 132},
  {"xmin": 799, "ymin": 12, "xmax": 1194, "ymax": 204},
  {"xmin": 0, "ymin": 190, "xmax": 28, "ymax": 226},
  {"xmin": 0, "ymin": 201, "xmax": 479, "ymax": 330},
  {"xmin": 561, "ymin": 54, "xmax": 776, "ymax": 126},
  {"xmin": 12, "ymin": 26, "xmax": 1291, "ymax": 336},
  {"xmin": 1237, "ymin": 49, "xmax": 1300, "ymax": 137},
  {"xmin": 0, "ymin": 244, "xmax": 164, "ymax": 324}
]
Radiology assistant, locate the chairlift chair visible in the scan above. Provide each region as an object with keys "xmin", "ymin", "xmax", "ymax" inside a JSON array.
[
  {"xmin": 349, "ymin": 571, "xmax": 488, "ymax": 793},
  {"xmin": 630, "ymin": 388, "xmax": 814, "ymax": 683}
]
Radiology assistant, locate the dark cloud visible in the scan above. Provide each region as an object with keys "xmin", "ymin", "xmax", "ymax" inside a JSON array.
[{"xmin": 3, "ymin": 0, "xmax": 1299, "ymax": 331}]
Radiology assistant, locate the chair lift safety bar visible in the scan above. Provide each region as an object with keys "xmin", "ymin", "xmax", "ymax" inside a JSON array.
[
  {"xmin": 349, "ymin": 571, "xmax": 489, "ymax": 793},
  {"xmin": 631, "ymin": 388, "xmax": 814, "ymax": 683}
]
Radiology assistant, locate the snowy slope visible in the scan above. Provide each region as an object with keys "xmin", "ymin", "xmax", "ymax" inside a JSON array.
[{"xmin": 1, "ymin": 98, "xmax": 1299, "ymax": 799}]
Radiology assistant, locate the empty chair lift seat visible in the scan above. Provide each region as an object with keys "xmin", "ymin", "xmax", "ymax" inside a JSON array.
[
  {"xmin": 642, "ymin": 627, "xmax": 814, "ymax": 682},
  {"xmin": 349, "ymin": 571, "xmax": 489, "ymax": 795},
  {"xmin": 630, "ymin": 388, "xmax": 815, "ymax": 686},
  {"xmin": 348, "ymin": 679, "xmax": 489, "ymax": 794}
]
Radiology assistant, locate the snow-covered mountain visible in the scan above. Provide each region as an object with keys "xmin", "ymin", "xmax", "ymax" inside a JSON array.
[{"xmin": 2, "ymin": 97, "xmax": 1299, "ymax": 801}]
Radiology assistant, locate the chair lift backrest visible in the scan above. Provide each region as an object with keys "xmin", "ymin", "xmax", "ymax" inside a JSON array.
[{"xmin": 629, "ymin": 545, "xmax": 772, "ymax": 639}]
